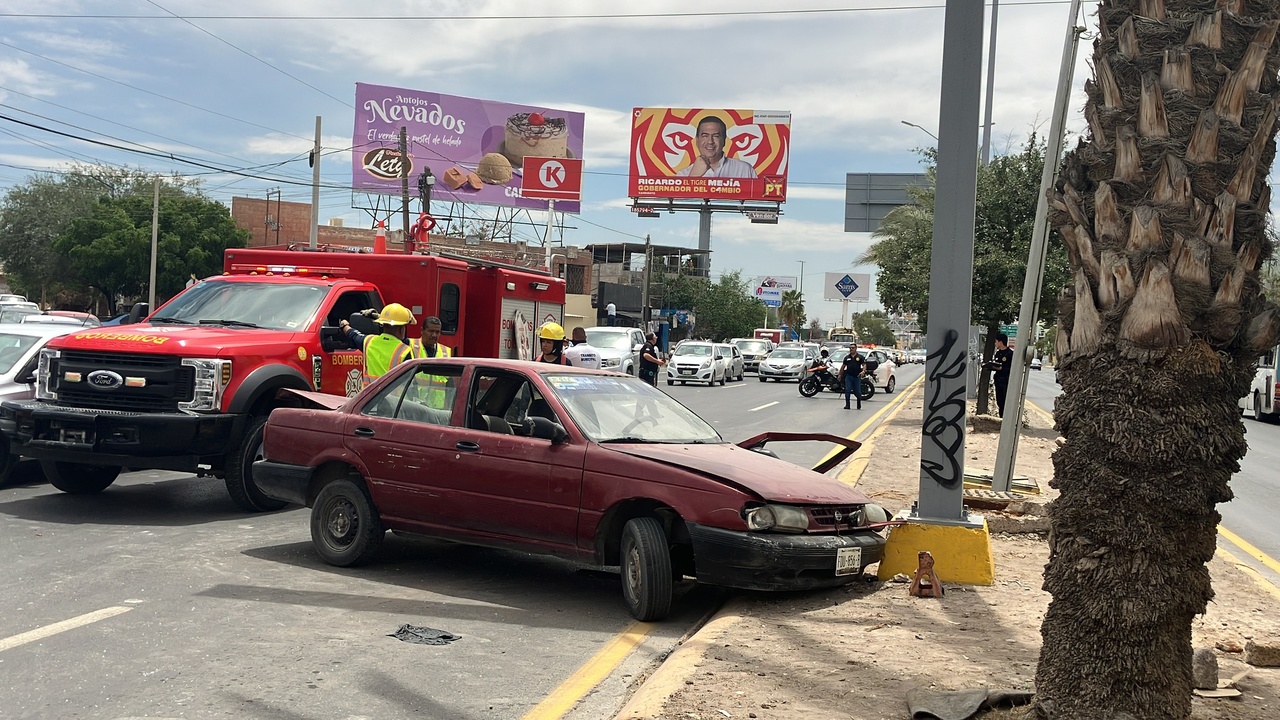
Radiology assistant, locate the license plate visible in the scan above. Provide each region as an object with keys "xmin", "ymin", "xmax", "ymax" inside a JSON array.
[
  {"xmin": 835, "ymin": 546, "xmax": 862, "ymax": 576},
  {"xmin": 679, "ymin": 368, "xmax": 694, "ymax": 375}
]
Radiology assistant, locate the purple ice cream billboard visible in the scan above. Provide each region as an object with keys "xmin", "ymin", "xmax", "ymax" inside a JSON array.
[{"xmin": 352, "ymin": 83, "xmax": 586, "ymax": 213}]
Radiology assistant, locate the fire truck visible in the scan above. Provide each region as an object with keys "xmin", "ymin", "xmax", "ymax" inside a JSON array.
[{"xmin": 0, "ymin": 245, "xmax": 565, "ymax": 511}]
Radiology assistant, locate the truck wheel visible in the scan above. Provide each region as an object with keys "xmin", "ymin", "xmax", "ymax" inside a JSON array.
[
  {"xmin": 41, "ymin": 461, "xmax": 120, "ymax": 494},
  {"xmin": 311, "ymin": 478, "xmax": 384, "ymax": 567},
  {"xmin": 225, "ymin": 415, "xmax": 287, "ymax": 512},
  {"xmin": 620, "ymin": 517, "xmax": 673, "ymax": 621}
]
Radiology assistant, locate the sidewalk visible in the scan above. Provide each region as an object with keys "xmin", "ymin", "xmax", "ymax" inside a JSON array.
[{"xmin": 615, "ymin": 384, "xmax": 1280, "ymax": 720}]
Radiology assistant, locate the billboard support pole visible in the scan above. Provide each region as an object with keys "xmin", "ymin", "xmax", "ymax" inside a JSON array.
[
  {"xmin": 310, "ymin": 116, "xmax": 320, "ymax": 250},
  {"xmin": 399, "ymin": 126, "xmax": 410, "ymax": 241},
  {"xmin": 697, "ymin": 206, "xmax": 711, "ymax": 278},
  {"xmin": 544, "ymin": 199, "xmax": 556, "ymax": 270}
]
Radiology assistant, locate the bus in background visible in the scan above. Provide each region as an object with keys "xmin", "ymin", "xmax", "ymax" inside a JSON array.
[
  {"xmin": 828, "ymin": 327, "xmax": 858, "ymax": 345},
  {"xmin": 1240, "ymin": 343, "xmax": 1280, "ymax": 421}
]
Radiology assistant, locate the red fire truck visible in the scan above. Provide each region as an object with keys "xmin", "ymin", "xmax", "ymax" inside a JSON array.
[{"xmin": 0, "ymin": 245, "xmax": 564, "ymax": 511}]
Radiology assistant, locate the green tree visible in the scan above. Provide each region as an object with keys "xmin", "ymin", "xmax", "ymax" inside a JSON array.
[
  {"xmin": 778, "ymin": 289, "xmax": 805, "ymax": 335},
  {"xmin": 1035, "ymin": 4, "xmax": 1278, "ymax": 718},
  {"xmin": 852, "ymin": 310, "xmax": 895, "ymax": 346},
  {"xmin": 859, "ymin": 135, "xmax": 1071, "ymax": 412},
  {"xmin": 55, "ymin": 189, "xmax": 248, "ymax": 312},
  {"xmin": 659, "ymin": 270, "xmax": 765, "ymax": 341}
]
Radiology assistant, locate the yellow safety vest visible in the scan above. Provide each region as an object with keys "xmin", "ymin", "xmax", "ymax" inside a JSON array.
[{"xmin": 361, "ymin": 333, "xmax": 403, "ymax": 388}]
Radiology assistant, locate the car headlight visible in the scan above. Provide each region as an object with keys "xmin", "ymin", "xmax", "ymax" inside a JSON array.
[
  {"xmin": 700, "ymin": 359, "xmax": 711, "ymax": 369},
  {"xmin": 743, "ymin": 503, "xmax": 810, "ymax": 533},
  {"xmin": 36, "ymin": 348, "xmax": 59, "ymax": 400},
  {"xmin": 178, "ymin": 358, "xmax": 232, "ymax": 412},
  {"xmin": 601, "ymin": 357, "xmax": 620, "ymax": 367}
]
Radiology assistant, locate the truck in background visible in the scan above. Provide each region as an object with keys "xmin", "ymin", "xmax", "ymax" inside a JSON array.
[
  {"xmin": 0, "ymin": 245, "xmax": 564, "ymax": 511},
  {"xmin": 753, "ymin": 328, "xmax": 784, "ymax": 345},
  {"xmin": 1240, "ymin": 343, "xmax": 1280, "ymax": 421}
]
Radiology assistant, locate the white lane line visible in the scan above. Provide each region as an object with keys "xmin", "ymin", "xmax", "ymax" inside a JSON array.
[
  {"xmin": 749, "ymin": 401, "xmax": 779, "ymax": 412},
  {"xmin": 0, "ymin": 606, "xmax": 133, "ymax": 653}
]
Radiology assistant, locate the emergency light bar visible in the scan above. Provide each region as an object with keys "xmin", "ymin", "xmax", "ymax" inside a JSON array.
[{"xmin": 226, "ymin": 264, "xmax": 350, "ymax": 277}]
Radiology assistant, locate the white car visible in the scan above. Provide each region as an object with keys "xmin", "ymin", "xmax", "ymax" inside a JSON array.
[
  {"xmin": 584, "ymin": 326, "xmax": 646, "ymax": 375},
  {"xmin": 0, "ymin": 323, "xmax": 84, "ymax": 485},
  {"xmin": 715, "ymin": 343, "xmax": 745, "ymax": 382},
  {"xmin": 1030, "ymin": 357, "xmax": 1043, "ymax": 371},
  {"xmin": 666, "ymin": 341, "xmax": 727, "ymax": 386},
  {"xmin": 861, "ymin": 348, "xmax": 898, "ymax": 393}
]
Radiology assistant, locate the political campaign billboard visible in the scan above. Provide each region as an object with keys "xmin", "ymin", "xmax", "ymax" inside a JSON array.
[
  {"xmin": 628, "ymin": 108, "xmax": 790, "ymax": 203},
  {"xmin": 353, "ymin": 83, "xmax": 586, "ymax": 213},
  {"xmin": 751, "ymin": 275, "xmax": 798, "ymax": 308}
]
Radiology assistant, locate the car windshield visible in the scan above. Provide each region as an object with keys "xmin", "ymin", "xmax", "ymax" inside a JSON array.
[
  {"xmin": 735, "ymin": 340, "xmax": 769, "ymax": 353},
  {"xmin": 770, "ymin": 348, "xmax": 803, "ymax": 360},
  {"xmin": 674, "ymin": 344, "xmax": 713, "ymax": 357},
  {"xmin": 0, "ymin": 333, "xmax": 38, "ymax": 373},
  {"xmin": 827, "ymin": 348, "xmax": 850, "ymax": 362},
  {"xmin": 149, "ymin": 280, "xmax": 328, "ymax": 331},
  {"xmin": 0, "ymin": 308, "xmax": 39, "ymax": 324},
  {"xmin": 584, "ymin": 330, "xmax": 633, "ymax": 350},
  {"xmin": 545, "ymin": 373, "xmax": 722, "ymax": 444}
]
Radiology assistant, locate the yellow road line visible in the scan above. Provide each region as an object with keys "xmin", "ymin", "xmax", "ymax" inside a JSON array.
[
  {"xmin": 814, "ymin": 373, "xmax": 925, "ymax": 470},
  {"xmin": 838, "ymin": 379, "xmax": 924, "ymax": 486},
  {"xmin": 521, "ymin": 620, "xmax": 654, "ymax": 720},
  {"xmin": 1219, "ymin": 525, "xmax": 1280, "ymax": 576},
  {"xmin": 0, "ymin": 606, "xmax": 132, "ymax": 654},
  {"xmin": 1026, "ymin": 399, "xmax": 1055, "ymax": 426},
  {"xmin": 1216, "ymin": 544, "xmax": 1280, "ymax": 602}
]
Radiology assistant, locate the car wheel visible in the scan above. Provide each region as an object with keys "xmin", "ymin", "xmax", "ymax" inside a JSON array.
[
  {"xmin": 718, "ymin": 372, "xmax": 726, "ymax": 386},
  {"xmin": 225, "ymin": 415, "xmax": 288, "ymax": 512},
  {"xmin": 1253, "ymin": 393, "xmax": 1264, "ymax": 422},
  {"xmin": 620, "ymin": 517, "xmax": 673, "ymax": 622},
  {"xmin": 666, "ymin": 378, "xmax": 674, "ymax": 386},
  {"xmin": 311, "ymin": 477, "xmax": 385, "ymax": 567},
  {"xmin": 41, "ymin": 461, "xmax": 120, "ymax": 494},
  {"xmin": 680, "ymin": 381, "xmax": 686, "ymax": 385},
  {"xmin": 758, "ymin": 376, "xmax": 767, "ymax": 382},
  {"xmin": 886, "ymin": 376, "xmax": 896, "ymax": 394}
]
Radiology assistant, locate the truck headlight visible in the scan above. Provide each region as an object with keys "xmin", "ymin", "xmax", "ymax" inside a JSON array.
[
  {"xmin": 743, "ymin": 504, "xmax": 809, "ymax": 533},
  {"xmin": 178, "ymin": 358, "xmax": 232, "ymax": 412},
  {"xmin": 36, "ymin": 348, "xmax": 59, "ymax": 400},
  {"xmin": 601, "ymin": 357, "xmax": 620, "ymax": 368}
]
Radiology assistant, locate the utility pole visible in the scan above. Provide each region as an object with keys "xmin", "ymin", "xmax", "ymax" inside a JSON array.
[
  {"xmin": 399, "ymin": 126, "xmax": 410, "ymax": 242},
  {"xmin": 309, "ymin": 116, "xmax": 321, "ymax": 249},
  {"xmin": 980, "ymin": 0, "xmax": 999, "ymax": 166},
  {"xmin": 544, "ymin": 200, "xmax": 557, "ymax": 270},
  {"xmin": 642, "ymin": 234, "xmax": 653, "ymax": 330},
  {"xmin": 148, "ymin": 178, "xmax": 159, "ymax": 309},
  {"xmin": 797, "ymin": 260, "xmax": 805, "ymax": 337}
]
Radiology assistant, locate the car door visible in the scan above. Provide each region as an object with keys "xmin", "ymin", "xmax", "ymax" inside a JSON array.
[
  {"xmin": 629, "ymin": 329, "xmax": 645, "ymax": 373},
  {"xmin": 441, "ymin": 367, "xmax": 587, "ymax": 553}
]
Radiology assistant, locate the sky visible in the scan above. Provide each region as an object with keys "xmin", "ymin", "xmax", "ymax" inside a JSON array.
[{"xmin": 0, "ymin": 0, "xmax": 1222, "ymax": 327}]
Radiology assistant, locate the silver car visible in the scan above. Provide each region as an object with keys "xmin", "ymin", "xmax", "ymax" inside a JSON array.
[
  {"xmin": 757, "ymin": 346, "xmax": 814, "ymax": 382},
  {"xmin": 732, "ymin": 338, "xmax": 773, "ymax": 373},
  {"xmin": 584, "ymin": 326, "xmax": 646, "ymax": 375},
  {"xmin": 0, "ymin": 323, "xmax": 83, "ymax": 484},
  {"xmin": 666, "ymin": 341, "xmax": 727, "ymax": 386},
  {"xmin": 715, "ymin": 343, "xmax": 745, "ymax": 382}
]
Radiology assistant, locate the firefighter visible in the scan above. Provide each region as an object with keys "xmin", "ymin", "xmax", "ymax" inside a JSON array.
[
  {"xmin": 340, "ymin": 303, "xmax": 449, "ymax": 388},
  {"xmin": 535, "ymin": 322, "xmax": 570, "ymax": 365}
]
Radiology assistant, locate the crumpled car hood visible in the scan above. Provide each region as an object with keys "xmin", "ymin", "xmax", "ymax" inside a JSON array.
[{"xmin": 602, "ymin": 442, "xmax": 871, "ymax": 505}]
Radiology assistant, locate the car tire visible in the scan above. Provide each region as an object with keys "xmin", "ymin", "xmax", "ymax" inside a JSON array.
[
  {"xmin": 680, "ymin": 381, "xmax": 686, "ymax": 385},
  {"xmin": 666, "ymin": 379, "xmax": 674, "ymax": 386},
  {"xmin": 225, "ymin": 415, "xmax": 288, "ymax": 512},
  {"xmin": 1253, "ymin": 393, "xmax": 1264, "ymax": 422},
  {"xmin": 620, "ymin": 516, "xmax": 673, "ymax": 622},
  {"xmin": 718, "ymin": 372, "xmax": 725, "ymax": 386},
  {"xmin": 311, "ymin": 478, "xmax": 385, "ymax": 567},
  {"xmin": 41, "ymin": 460, "xmax": 120, "ymax": 494},
  {"xmin": 758, "ymin": 376, "xmax": 766, "ymax": 382},
  {"xmin": 886, "ymin": 376, "xmax": 896, "ymax": 394}
]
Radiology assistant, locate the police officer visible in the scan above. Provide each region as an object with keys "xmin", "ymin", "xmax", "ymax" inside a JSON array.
[{"xmin": 837, "ymin": 343, "xmax": 867, "ymax": 410}]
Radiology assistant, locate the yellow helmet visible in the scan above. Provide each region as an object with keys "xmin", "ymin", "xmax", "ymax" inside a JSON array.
[
  {"xmin": 538, "ymin": 321, "xmax": 565, "ymax": 341},
  {"xmin": 375, "ymin": 303, "xmax": 416, "ymax": 326}
]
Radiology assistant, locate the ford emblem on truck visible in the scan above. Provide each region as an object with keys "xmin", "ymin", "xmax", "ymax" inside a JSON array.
[{"xmin": 87, "ymin": 370, "xmax": 125, "ymax": 390}]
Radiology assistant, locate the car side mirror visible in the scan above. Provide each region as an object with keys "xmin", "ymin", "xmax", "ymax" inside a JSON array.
[
  {"xmin": 18, "ymin": 372, "xmax": 35, "ymax": 385},
  {"xmin": 122, "ymin": 301, "xmax": 149, "ymax": 325},
  {"xmin": 526, "ymin": 416, "xmax": 569, "ymax": 443},
  {"xmin": 633, "ymin": 343, "xmax": 644, "ymax": 352}
]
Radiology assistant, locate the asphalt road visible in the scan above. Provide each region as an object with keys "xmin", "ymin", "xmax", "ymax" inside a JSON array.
[{"xmin": 0, "ymin": 364, "xmax": 923, "ymax": 720}]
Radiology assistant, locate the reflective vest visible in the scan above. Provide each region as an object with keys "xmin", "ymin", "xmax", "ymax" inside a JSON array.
[{"xmin": 361, "ymin": 333, "xmax": 403, "ymax": 388}]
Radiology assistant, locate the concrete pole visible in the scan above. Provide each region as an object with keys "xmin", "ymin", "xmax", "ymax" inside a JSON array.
[
  {"xmin": 980, "ymin": 0, "xmax": 999, "ymax": 166},
  {"xmin": 992, "ymin": 0, "xmax": 1084, "ymax": 492},
  {"xmin": 697, "ymin": 206, "xmax": 712, "ymax": 278},
  {"xmin": 916, "ymin": 0, "xmax": 984, "ymax": 523},
  {"xmin": 309, "ymin": 116, "xmax": 321, "ymax": 249},
  {"xmin": 148, "ymin": 178, "xmax": 159, "ymax": 309}
]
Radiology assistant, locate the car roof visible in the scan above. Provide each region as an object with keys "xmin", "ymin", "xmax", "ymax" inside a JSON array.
[{"xmin": 0, "ymin": 322, "xmax": 85, "ymax": 340}]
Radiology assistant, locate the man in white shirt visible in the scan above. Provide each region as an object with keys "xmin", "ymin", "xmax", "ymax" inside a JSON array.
[
  {"xmin": 676, "ymin": 116, "xmax": 758, "ymax": 179},
  {"xmin": 564, "ymin": 326, "xmax": 601, "ymax": 369},
  {"xmin": 605, "ymin": 302, "xmax": 617, "ymax": 326}
]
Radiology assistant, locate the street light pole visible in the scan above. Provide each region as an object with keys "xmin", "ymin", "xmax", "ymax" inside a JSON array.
[
  {"xmin": 900, "ymin": 120, "xmax": 939, "ymax": 142},
  {"xmin": 797, "ymin": 260, "xmax": 805, "ymax": 337}
]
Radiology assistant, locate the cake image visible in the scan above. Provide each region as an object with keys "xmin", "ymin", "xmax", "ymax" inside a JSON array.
[
  {"xmin": 503, "ymin": 112, "xmax": 569, "ymax": 166},
  {"xmin": 475, "ymin": 153, "xmax": 514, "ymax": 184}
]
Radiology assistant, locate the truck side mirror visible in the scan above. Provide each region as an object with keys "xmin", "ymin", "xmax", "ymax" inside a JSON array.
[
  {"xmin": 122, "ymin": 302, "xmax": 149, "ymax": 325},
  {"xmin": 321, "ymin": 326, "xmax": 351, "ymax": 353}
]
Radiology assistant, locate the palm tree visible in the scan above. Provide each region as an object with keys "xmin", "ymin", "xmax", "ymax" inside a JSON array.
[
  {"xmin": 1038, "ymin": 3, "xmax": 1279, "ymax": 718},
  {"xmin": 778, "ymin": 290, "xmax": 804, "ymax": 337}
]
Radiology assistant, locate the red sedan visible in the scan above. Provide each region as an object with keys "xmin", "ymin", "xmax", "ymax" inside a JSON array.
[{"xmin": 254, "ymin": 358, "xmax": 888, "ymax": 621}]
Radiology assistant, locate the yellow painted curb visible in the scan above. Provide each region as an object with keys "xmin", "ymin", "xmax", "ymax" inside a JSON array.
[
  {"xmin": 611, "ymin": 611, "xmax": 744, "ymax": 720},
  {"xmin": 523, "ymin": 620, "xmax": 654, "ymax": 720},
  {"xmin": 1216, "ymin": 545, "xmax": 1280, "ymax": 602},
  {"xmin": 829, "ymin": 376, "xmax": 924, "ymax": 486},
  {"xmin": 876, "ymin": 517, "xmax": 995, "ymax": 585}
]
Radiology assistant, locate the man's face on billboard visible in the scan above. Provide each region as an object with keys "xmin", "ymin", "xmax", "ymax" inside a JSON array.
[{"xmin": 696, "ymin": 120, "xmax": 726, "ymax": 161}]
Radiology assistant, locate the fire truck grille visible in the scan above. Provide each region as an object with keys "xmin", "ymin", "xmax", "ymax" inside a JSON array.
[{"xmin": 53, "ymin": 352, "xmax": 196, "ymax": 412}]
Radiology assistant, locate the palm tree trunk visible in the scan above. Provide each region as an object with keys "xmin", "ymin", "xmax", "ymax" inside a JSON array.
[{"xmin": 1037, "ymin": 2, "xmax": 1280, "ymax": 718}]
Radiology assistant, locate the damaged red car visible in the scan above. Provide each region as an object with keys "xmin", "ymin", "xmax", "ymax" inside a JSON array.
[{"xmin": 254, "ymin": 359, "xmax": 889, "ymax": 621}]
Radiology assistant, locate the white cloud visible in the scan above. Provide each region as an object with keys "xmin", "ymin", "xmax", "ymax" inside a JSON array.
[{"xmin": 20, "ymin": 30, "xmax": 122, "ymax": 58}]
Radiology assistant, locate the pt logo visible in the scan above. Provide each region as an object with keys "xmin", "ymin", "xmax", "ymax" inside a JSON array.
[{"xmin": 539, "ymin": 160, "xmax": 566, "ymax": 188}]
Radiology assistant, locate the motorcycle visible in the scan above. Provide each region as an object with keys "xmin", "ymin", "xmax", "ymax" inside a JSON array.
[{"xmin": 798, "ymin": 361, "xmax": 873, "ymax": 400}]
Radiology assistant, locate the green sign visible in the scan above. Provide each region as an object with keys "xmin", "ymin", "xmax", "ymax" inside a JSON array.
[{"xmin": 999, "ymin": 324, "xmax": 1018, "ymax": 337}]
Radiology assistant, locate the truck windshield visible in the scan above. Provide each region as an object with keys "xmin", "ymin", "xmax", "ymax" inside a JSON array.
[
  {"xmin": 584, "ymin": 330, "xmax": 633, "ymax": 350},
  {"xmin": 150, "ymin": 281, "xmax": 328, "ymax": 331}
]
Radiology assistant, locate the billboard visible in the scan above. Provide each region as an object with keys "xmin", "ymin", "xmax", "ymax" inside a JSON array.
[
  {"xmin": 751, "ymin": 275, "xmax": 797, "ymax": 308},
  {"xmin": 353, "ymin": 83, "xmax": 586, "ymax": 213},
  {"xmin": 823, "ymin": 272, "xmax": 871, "ymax": 302},
  {"xmin": 628, "ymin": 108, "xmax": 790, "ymax": 203}
]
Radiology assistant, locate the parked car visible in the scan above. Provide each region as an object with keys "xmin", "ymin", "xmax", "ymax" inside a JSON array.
[
  {"xmin": 0, "ymin": 323, "xmax": 83, "ymax": 484},
  {"xmin": 731, "ymin": 337, "xmax": 774, "ymax": 373},
  {"xmin": 253, "ymin": 358, "xmax": 889, "ymax": 621},
  {"xmin": 758, "ymin": 346, "xmax": 816, "ymax": 382},
  {"xmin": 20, "ymin": 311, "xmax": 101, "ymax": 327},
  {"xmin": 0, "ymin": 305, "xmax": 40, "ymax": 324},
  {"xmin": 715, "ymin": 343, "xmax": 745, "ymax": 382},
  {"xmin": 583, "ymin": 326, "xmax": 646, "ymax": 375},
  {"xmin": 1030, "ymin": 357, "xmax": 1043, "ymax": 371},
  {"xmin": 666, "ymin": 341, "xmax": 727, "ymax": 386}
]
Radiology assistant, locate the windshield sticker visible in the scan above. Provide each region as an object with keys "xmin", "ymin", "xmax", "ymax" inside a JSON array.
[{"xmin": 547, "ymin": 375, "xmax": 631, "ymax": 391}]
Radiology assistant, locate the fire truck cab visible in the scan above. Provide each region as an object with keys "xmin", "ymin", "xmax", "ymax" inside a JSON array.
[{"xmin": 0, "ymin": 246, "xmax": 564, "ymax": 511}]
